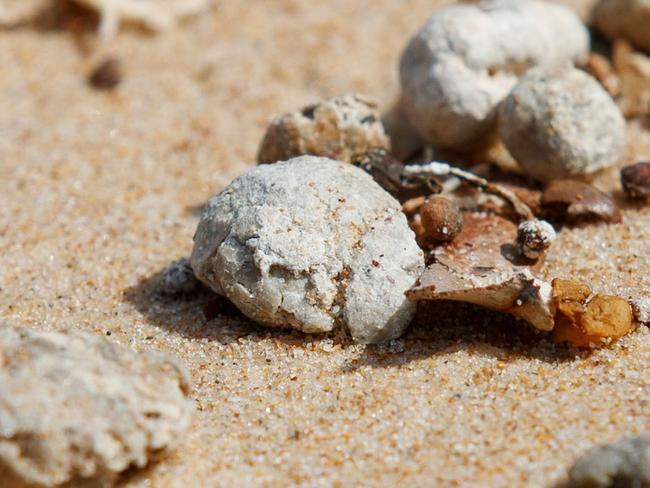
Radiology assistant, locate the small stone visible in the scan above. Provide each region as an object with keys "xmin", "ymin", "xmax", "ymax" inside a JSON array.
[
  {"xmin": 89, "ymin": 57, "xmax": 122, "ymax": 91},
  {"xmin": 257, "ymin": 94, "xmax": 390, "ymax": 165},
  {"xmin": 568, "ymin": 433, "xmax": 650, "ymax": 487},
  {"xmin": 420, "ymin": 196, "xmax": 464, "ymax": 242},
  {"xmin": 621, "ymin": 162, "xmax": 650, "ymax": 199},
  {"xmin": 399, "ymin": 0, "xmax": 588, "ymax": 148},
  {"xmin": 191, "ymin": 156, "xmax": 424, "ymax": 344},
  {"xmin": 594, "ymin": 0, "xmax": 650, "ymax": 52},
  {"xmin": 159, "ymin": 258, "xmax": 200, "ymax": 295},
  {"xmin": 516, "ymin": 219, "xmax": 556, "ymax": 260},
  {"xmin": 0, "ymin": 326, "xmax": 193, "ymax": 487},
  {"xmin": 551, "ymin": 279, "xmax": 634, "ymax": 347},
  {"xmin": 541, "ymin": 179, "xmax": 622, "ymax": 223},
  {"xmin": 499, "ymin": 66, "xmax": 626, "ymax": 181}
]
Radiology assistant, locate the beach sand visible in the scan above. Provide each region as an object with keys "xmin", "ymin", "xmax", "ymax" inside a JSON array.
[{"xmin": 0, "ymin": 1, "xmax": 648, "ymax": 486}]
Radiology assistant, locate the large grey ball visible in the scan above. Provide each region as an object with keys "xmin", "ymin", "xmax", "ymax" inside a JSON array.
[
  {"xmin": 498, "ymin": 66, "xmax": 626, "ymax": 181},
  {"xmin": 191, "ymin": 156, "xmax": 424, "ymax": 344},
  {"xmin": 399, "ymin": 0, "xmax": 589, "ymax": 149}
]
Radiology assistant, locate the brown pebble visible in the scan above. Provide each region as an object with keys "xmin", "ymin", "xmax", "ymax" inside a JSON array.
[
  {"xmin": 420, "ymin": 196, "xmax": 463, "ymax": 242},
  {"xmin": 89, "ymin": 57, "xmax": 122, "ymax": 90},
  {"xmin": 541, "ymin": 179, "xmax": 622, "ymax": 223},
  {"xmin": 621, "ymin": 162, "xmax": 650, "ymax": 199},
  {"xmin": 551, "ymin": 279, "xmax": 633, "ymax": 348}
]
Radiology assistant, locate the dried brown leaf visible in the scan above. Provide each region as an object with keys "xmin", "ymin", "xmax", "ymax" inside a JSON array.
[
  {"xmin": 541, "ymin": 180, "xmax": 622, "ymax": 223},
  {"xmin": 407, "ymin": 210, "xmax": 554, "ymax": 331},
  {"xmin": 407, "ymin": 262, "xmax": 555, "ymax": 331}
]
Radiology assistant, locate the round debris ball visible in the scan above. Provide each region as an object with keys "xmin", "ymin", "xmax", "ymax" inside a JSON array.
[
  {"xmin": 399, "ymin": 0, "xmax": 588, "ymax": 148},
  {"xmin": 0, "ymin": 326, "xmax": 193, "ymax": 487},
  {"xmin": 257, "ymin": 94, "xmax": 390, "ymax": 164},
  {"xmin": 191, "ymin": 156, "xmax": 425, "ymax": 344},
  {"xmin": 420, "ymin": 196, "xmax": 464, "ymax": 243},
  {"xmin": 499, "ymin": 66, "xmax": 626, "ymax": 181}
]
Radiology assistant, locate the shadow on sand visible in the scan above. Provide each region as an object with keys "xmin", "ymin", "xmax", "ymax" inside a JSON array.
[{"xmin": 124, "ymin": 261, "xmax": 584, "ymax": 368}]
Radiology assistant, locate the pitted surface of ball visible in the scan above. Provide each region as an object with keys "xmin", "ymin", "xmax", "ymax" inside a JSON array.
[
  {"xmin": 399, "ymin": 0, "xmax": 588, "ymax": 148},
  {"xmin": 0, "ymin": 326, "xmax": 194, "ymax": 487},
  {"xmin": 191, "ymin": 156, "xmax": 424, "ymax": 344},
  {"xmin": 594, "ymin": 0, "xmax": 650, "ymax": 52},
  {"xmin": 499, "ymin": 66, "xmax": 626, "ymax": 181},
  {"xmin": 257, "ymin": 94, "xmax": 390, "ymax": 164}
]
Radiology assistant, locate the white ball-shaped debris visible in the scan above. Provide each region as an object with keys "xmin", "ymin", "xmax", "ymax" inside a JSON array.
[
  {"xmin": 257, "ymin": 94, "xmax": 390, "ymax": 165},
  {"xmin": 594, "ymin": 0, "xmax": 650, "ymax": 52},
  {"xmin": 191, "ymin": 156, "xmax": 424, "ymax": 344},
  {"xmin": 517, "ymin": 219, "xmax": 556, "ymax": 260},
  {"xmin": 499, "ymin": 66, "xmax": 626, "ymax": 181},
  {"xmin": 399, "ymin": 0, "xmax": 589, "ymax": 148},
  {"xmin": 0, "ymin": 326, "xmax": 193, "ymax": 487}
]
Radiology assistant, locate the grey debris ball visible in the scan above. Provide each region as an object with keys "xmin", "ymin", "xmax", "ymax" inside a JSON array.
[
  {"xmin": 159, "ymin": 258, "xmax": 200, "ymax": 295},
  {"xmin": 499, "ymin": 66, "xmax": 626, "ymax": 181},
  {"xmin": 257, "ymin": 94, "xmax": 390, "ymax": 164},
  {"xmin": 191, "ymin": 156, "xmax": 425, "ymax": 344},
  {"xmin": 0, "ymin": 326, "xmax": 193, "ymax": 487},
  {"xmin": 399, "ymin": 0, "xmax": 589, "ymax": 149},
  {"xmin": 568, "ymin": 433, "xmax": 650, "ymax": 487}
]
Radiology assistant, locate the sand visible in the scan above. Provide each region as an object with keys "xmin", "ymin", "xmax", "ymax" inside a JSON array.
[{"xmin": 0, "ymin": 1, "xmax": 648, "ymax": 487}]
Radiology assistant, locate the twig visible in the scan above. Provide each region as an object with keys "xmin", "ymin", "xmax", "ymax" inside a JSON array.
[{"xmin": 402, "ymin": 161, "xmax": 535, "ymax": 221}]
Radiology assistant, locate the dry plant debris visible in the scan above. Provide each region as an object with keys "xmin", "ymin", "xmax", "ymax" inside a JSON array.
[
  {"xmin": 75, "ymin": 0, "xmax": 209, "ymax": 39},
  {"xmin": 568, "ymin": 433, "xmax": 650, "ymax": 487},
  {"xmin": 594, "ymin": 0, "xmax": 650, "ymax": 52},
  {"xmin": 399, "ymin": 0, "xmax": 588, "ymax": 148},
  {"xmin": 351, "ymin": 147, "xmax": 428, "ymax": 202},
  {"xmin": 257, "ymin": 95, "xmax": 390, "ymax": 165},
  {"xmin": 541, "ymin": 180, "xmax": 623, "ymax": 223},
  {"xmin": 0, "ymin": 326, "xmax": 194, "ymax": 487},
  {"xmin": 612, "ymin": 39, "xmax": 650, "ymax": 118},
  {"xmin": 402, "ymin": 161, "xmax": 556, "ymax": 259},
  {"xmin": 499, "ymin": 66, "xmax": 626, "ymax": 181},
  {"xmin": 191, "ymin": 156, "xmax": 424, "ymax": 344}
]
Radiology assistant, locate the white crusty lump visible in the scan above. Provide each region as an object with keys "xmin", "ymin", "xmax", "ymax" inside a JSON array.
[
  {"xmin": 399, "ymin": 0, "xmax": 589, "ymax": 148},
  {"xmin": 257, "ymin": 94, "xmax": 390, "ymax": 165},
  {"xmin": 0, "ymin": 326, "xmax": 194, "ymax": 487},
  {"xmin": 499, "ymin": 66, "xmax": 626, "ymax": 181},
  {"xmin": 594, "ymin": 0, "xmax": 650, "ymax": 52},
  {"xmin": 568, "ymin": 433, "xmax": 650, "ymax": 487},
  {"xmin": 75, "ymin": 0, "xmax": 209, "ymax": 39},
  {"xmin": 191, "ymin": 156, "xmax": 424, "ymax": 344}
]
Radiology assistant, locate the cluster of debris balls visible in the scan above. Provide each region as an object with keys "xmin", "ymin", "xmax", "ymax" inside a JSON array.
[
  {"xmin": 0, "ymin": 1, "xmax": 649, "ymax": 487},
  {"xmin": 192, "ymin": 0, "xmax": 650, "ymax": 349}
]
